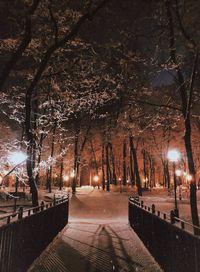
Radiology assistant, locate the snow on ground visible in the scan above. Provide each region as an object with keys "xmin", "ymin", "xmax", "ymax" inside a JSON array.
[
  {"xmin": 0, "ymin": 188, "xmax": 68, "ymax": 226},
  {"xmin": 29, "ymin": 187, "xmax": 162, "ymax": 272},
  {"xmin": 140, "ymin": 188, "xmax": 200, "ymax": 223}
]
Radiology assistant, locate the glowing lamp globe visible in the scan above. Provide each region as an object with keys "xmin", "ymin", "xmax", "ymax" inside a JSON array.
[
  {"xmin": 186, "ymin": 175, "xmax": 192, "ymax": 181},
  {"xmin": 175, "ymin": 170, "xmax": 182, "ymax": 177},
  {"xmin": 167, "ymin": 150, "xmax": 180, "ymax": 162},
  {"xmin": 70, "ymin": 171, "xmax": 75, "ymax": 178},
  {"xmin": 64, "ymin": 175, "xmax": 69, "ymax": 181},
  {"xmin": 93, "ymin": 175, "xmax": 99, "ymax": 182},
  {"xmin": 9, "ymin": 151, "xmax": 27, "ymax": 165}
]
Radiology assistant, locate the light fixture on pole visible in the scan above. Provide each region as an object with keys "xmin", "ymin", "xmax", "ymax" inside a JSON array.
[
  {"xmin": 70, "ymin": 170, "xmax": 75, "ymax": 178},
  {"xmin": 175, "ymin": 169, "xmax": 182, "ymax": 177},
  {"xmin": 9, "ymin": 151, "xmax": 27, "ymax": 165},
  {"xmin": 70, "ymin": 170, "xmax": 76, "ymax": 193},
  {"xmin": 186, "ymin": 174, "xmax": 192, "ymax": 182},
  {"xmin": 64, "ymin": 175, "xmax": 69, "ymax": 181},
  {"xmin": 119, "ymin": 177, "xmax": 122, "ymax": 193},
  {"xmin": 93, "ymin": 175, "xmax": 99, "ymax": 182},
  {"xmin": 93, "ymin": 175, "xmax": 99, "ymax": 188},
  {"xmin": 167, "ymin": 149, "xmax": 180, "ymax": 217},
  {"xmin": 8, "ymin": 151, "xmax": 27, "ymax": 211}
]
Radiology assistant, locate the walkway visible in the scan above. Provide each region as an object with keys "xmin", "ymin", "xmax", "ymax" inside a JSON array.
[{"xmin": 29, "ymin": 187, "xmax": 162, "ymax": 272}]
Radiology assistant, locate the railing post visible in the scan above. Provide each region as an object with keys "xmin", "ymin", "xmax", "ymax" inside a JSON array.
[
  {"xmin": 41, "ymin": 201, "xmax": 45, "ymax": 211},
  {"xmin": 141, "ymin": 201, "xmax": 144, "ymax": 208},
  {"xmin": 181, "ymin": 221, "xmax": 185, "ymax": 230},
  {"xmin": 170, "ymin": 210, "xmax": 175, "ymax": 224},
  {"xmin": 18, "ymin": 207, "xmax": 23, "ymax": 220},
  {"xmin": 7, "ymin": 216, "xmax": 11, "ymax": 224},
  {"xmin": 53, "ymin": 194, "xmax": 56, "ymax": 206},
  {"xmin": 152, "ymin": 204, "xmax": 155, "ymax": 214},
  {"xmin": 0, "ymin": 197, "xmax": 69, "ymax": 272}
]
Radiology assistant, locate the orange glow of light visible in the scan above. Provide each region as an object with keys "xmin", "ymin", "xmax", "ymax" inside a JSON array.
[
  {"xmin": 186, "ymin": 175, "xmax": 192, "ymax": 181},
  {"xmin": 64, "ymin": 175, "xmax": 69, "ymax": 181},
  {"xmin": 167, "ymin": 150, "xmax": 180, "ymax": 162},
  {"xmin": 175, "ymin": 169, "xmax": 182, "ymax": 177},
  {"xmin": 70, "ymin": 170, "xmax": 75, "ymax": 178},
  {"xmin": 93, "ymin": 175, "xmax": 99, "ymax": 182}
]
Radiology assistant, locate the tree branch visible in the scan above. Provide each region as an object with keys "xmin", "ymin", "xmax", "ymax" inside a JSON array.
[
  {"xmin": 0, "ymin": 0, "xmax": 41, "ymax": 91},
  {"xmin": 186, "ymin": 48, "xmax": 199, "ymax": 119},
  {"xmin": 174, "ymin": 0, "xmax": 197, "ymax": 48},
  {"xmin": 135, "ymin": 99, "xmax": 181, "ymax": 111},
  {"xmin": 165, "ymin": 0, "xmax": 188, "ymax": 115},
  {"xmin": 25, "ymin": 0, "xmax": 110, "ymax": 141},
  {"xmin": 48, "ymin": 0, "xmax": 58, "ymax": 44}
]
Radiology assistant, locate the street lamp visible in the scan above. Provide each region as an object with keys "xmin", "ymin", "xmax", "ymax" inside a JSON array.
[
  {"xmin": 167, "ymin": 149, "xmax": 180, "ymax": 217},
  {"xmin": 8, "ymin": 151, "xmax": 27, "ymax": 211},
  {"xmin": 119, "ymin": 177, "xmax": 122, "ymax": 193},
  {"xmin": 186, "ymin": 174, "xmax": 192, "ymax": 182},
  {"xmin": 64, "ymin": 175, "xmax": 69, "ymax": 182},
  {"xmin": 93, "ymin": 175, "xmax": 99, "ymax": 182},
  {"xmin": 9, "ymin": 151, "xmax": 27, "ymax": 165},
  {"xmin": 70, "ymin": 170, "xmax": 76, "ymax": 193},
  {"xmin": 175, "ymin": 169, "xmax": 182, "ymax": 177},
  {"xmin": 70, "ymin": 170, "xmax": 75, "ymax": 178},
  {"xmin": 93, "ymin": 175, "xmax": 99, "ymax": 188}
]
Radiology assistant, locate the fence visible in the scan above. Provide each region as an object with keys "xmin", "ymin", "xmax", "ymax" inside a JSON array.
[
  {"xmin": 129, "ymin": 197, "xmax": 200, "ymax": 272},
  {"xmin": 0, "ymin": 196, "xmax": 69, "ymax": 272}
]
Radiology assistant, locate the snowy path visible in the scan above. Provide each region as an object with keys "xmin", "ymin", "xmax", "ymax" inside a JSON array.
[{"xmin": 29, "ymin": 188, "xmax": 162, "ymax": 272}]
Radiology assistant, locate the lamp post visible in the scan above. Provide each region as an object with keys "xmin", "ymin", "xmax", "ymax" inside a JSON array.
[
  {"xmin": 93, "ymin": 175, "xmax": 99, "ymax": 188},
  {"xmin": 63, "ymin": 175, "xmax": 69, "ymax": 188},
  {"xmin": 175, "ymin": 169, "xmax": 182, "ymax": 200},
  {"xmin": 70, "ymin": 170, "xmax": 76, "ymax": 193},
  {"xmin": 167, "ymin": 149, "xmax": 180, "ymax": 217},
  {"xmin": 119, "ymin": 177, "xmax": 122, "ymax": 193},
  {"xmin": 8, "ymin": 151, "xmax": 27, "ymax": 211}
]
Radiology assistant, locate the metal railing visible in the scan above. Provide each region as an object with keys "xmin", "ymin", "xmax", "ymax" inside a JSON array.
[
  {"xmin": 0, "ymin": 196, "xmax": 69, "ymax": 272},
  {"xmin": 129, "ymin": 197, "xmax": 200, "ymax": 272}
]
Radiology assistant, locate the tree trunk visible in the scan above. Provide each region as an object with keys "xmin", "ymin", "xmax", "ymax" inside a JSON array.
[
  {"xmin": 108, "ymin": 142, "xmax": 117, "ymax": 185},
  {"xmin": 35, "ymin": 132, "xmax": 44, "ymax": 186},
  {"xmin": 102, "ymin": 143, "xmax": 105, "ymax": 190},
  {"xmin": 47, "ymin": 123, "xmax": 57, "ymax": 193},
  {"xmin": 142, "ymin": 149, "xmax": 147, "ymax": 188},
  {"xmin": 90, "ymin": 140, "xmax": 98, "ymax": 175},
  {"xmin": 166, "ymin": 160, "xmax": 170, "ymax": 190},
  {"xmin": 59, "ymin": 145, "xmax": 64, "ymax": 191},
  {"xmin": 106, "ymin": 143, "xmax": 110, "ymax": 191},
  {"xmin": 129, "ymin": 136, "xmax": 142, "ymax": 196},
  {"xmin": 72, "ymin": 129, "xmax": 79, "ymax": 194},
  {"xmin": 184, "ymin": 117, "xmax": 199, "ymax": 231},
  {"xmin": 25, "ymin": 94, "xmax": 38, "ymax": 206},
  {"xmin": 123, "ymin": 140, "xmax": 127, "ymax": 187},
  {"xmin": 26, "ymin": 145, "xmax": 38, "ymax": 207},
  {"xmin": 129, "ymin": 144, "xmax": 135, "ymax": 185}
]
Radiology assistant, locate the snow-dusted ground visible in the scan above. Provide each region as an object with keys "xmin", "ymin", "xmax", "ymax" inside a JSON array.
[
  {"xmin": 140, "ymin": 188, "xmax": 200, "ymax": 223},
  {"xmin": 29, "ymin": 187, "xmax": 162, "ymax": 272}
]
